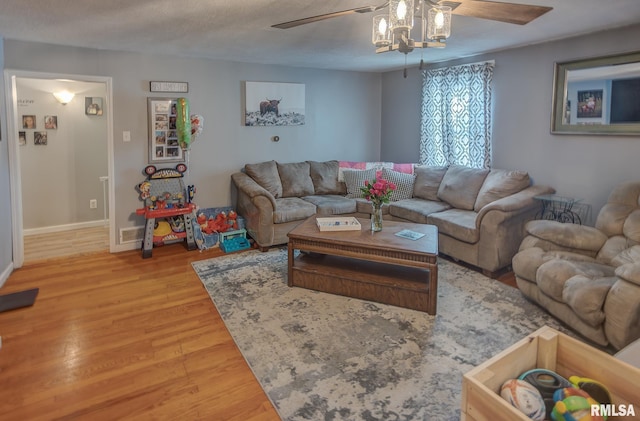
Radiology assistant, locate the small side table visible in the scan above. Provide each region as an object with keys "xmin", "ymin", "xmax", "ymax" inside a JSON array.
[{"xmin": 534, "ymin": 194, "xmax": 583, "ymax": 224}]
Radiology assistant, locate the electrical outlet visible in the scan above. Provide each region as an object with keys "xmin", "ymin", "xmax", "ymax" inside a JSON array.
[
  {"xmin": 90, "ymin": 199, "xmax": 97, "ymax": 209},
  {"xmin": 123, "ymin": 131, "xmax": 131, "ymax": 142}
]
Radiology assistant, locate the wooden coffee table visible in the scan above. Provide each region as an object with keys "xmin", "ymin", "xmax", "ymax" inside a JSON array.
[{"xmin": 287, "ymin": 216, "xmax": 439, "ymax": 314}]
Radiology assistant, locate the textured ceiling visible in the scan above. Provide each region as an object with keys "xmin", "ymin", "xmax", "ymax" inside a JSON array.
[{"xmin": 1, "ymin": 0, "xmax": 640, "ymax": 72}]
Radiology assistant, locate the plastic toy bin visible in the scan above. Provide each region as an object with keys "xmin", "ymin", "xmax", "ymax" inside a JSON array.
[
  {"xmin": 192, "ymin": 207, "xmax": 245, "ymax": 250},
  {"xmin": 461, "ymin": 326, "xmax": 640, "ymax": 421}
]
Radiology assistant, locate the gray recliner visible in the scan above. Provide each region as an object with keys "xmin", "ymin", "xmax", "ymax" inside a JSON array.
[{"xmin": 512, "ymin": 181, "xmax": 640, "ymax": 350}]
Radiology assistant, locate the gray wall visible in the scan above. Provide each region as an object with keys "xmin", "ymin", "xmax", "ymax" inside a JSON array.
[
  {"xmin": 0, "ymin": 39, "xmax": 12, "ymax": 283},
  {"xmin": 381, "ymin": 23, "xmax": 640, "ymax": 224},
  {"xmin": 2, "ymin": 40, "xmax": 382, "ymax": 250},
  {"xmin": 17, "ymin": 81, "xmax": 108, "ymax": 229}
]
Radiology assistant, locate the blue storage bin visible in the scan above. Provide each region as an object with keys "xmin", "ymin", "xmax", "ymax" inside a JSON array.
[
  {"xmin": 192, "ymin": 207, "xmax": 245, "ymax": 250},
  {"xmin": 219, "ymin": 229, "xmax": 251, "ymax": 253}
]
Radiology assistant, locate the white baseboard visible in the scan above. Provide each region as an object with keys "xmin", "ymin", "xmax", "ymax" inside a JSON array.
[
  {"xmin": 112, "ymin": 241, "xmax": 142, "ymax": 253},
  {"xmin": 24, "ymin": 220, "xmax": 108, "ymax": 236},
  {"xmin": 0, "ymin": 262, "xmax": 14, "ymax": 288}
]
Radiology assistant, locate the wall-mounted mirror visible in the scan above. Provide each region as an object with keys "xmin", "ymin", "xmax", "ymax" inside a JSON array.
[{"xmin": 551, "ymin": 50, "xmax": 640, "ymax": 135}]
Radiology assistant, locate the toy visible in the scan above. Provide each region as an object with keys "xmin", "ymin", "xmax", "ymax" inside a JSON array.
[
  {"xmin": 138, "ymin": 181, "xmax": 151, "ymax": 200},
  {"xmin": 551, "ymin": 387, "xmax": 605, "ymax": 421},
  {"xmin": 500, "ymin": 379, "xmax": 546, "ymax": 421},
  {"xmin": 519, "ymin": 368, "xmax": 572, "ymax": 419},
  {"xmin": 197, "ymin": 210, "xmax": 238, "ymax": 234},
  {"xmin": 569, "ymin": 376, "xmax": 612, "ymax": 405},
  {"xmin": 135, "ymin": 164, "xmax": 197, "ymax": 258},
  {"xmin": 227, "ymin": 210, "xmax": 239, "ymax": 230},
  {"xmin": 153, "ymin": 220, "xmax": 173, "ymax": 237}
]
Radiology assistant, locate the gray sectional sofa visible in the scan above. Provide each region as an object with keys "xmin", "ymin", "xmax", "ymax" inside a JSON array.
[{"xmin": 231, "ymin": 160, "xmax": 554, "ymax": 274}]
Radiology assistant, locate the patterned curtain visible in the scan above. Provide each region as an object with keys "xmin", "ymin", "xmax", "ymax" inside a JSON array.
[{"xmin": 419, "ymin": 62, "xmax": 494, "ymax": 169}]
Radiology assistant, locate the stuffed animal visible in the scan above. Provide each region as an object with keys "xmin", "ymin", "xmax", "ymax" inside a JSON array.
[{"xmin": 227, "ymin": 210, "xmax": 239, "ymax": 230}]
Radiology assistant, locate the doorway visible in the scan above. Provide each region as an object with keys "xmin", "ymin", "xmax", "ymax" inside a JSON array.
[{"xmin": 4, "ymin": 70, "xmax": 115, "ymax": 267}]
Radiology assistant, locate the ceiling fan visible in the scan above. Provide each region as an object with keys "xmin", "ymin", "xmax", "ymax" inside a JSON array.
[{"xmin": 272, "ymin": 0, "xmax": 553, "ymax": 29}]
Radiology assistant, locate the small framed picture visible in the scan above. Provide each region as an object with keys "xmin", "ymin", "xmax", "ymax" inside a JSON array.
[
  {"xmin": 44, "ymin": 115, "xmax": 58, "ymax": 129},
  {"xmin": 18, "ymin": 131, "xmax": 27, "ymax": 146},
  {"xmin": 85, "ymin": 97, "xmax": 104, "ymax": 116},
  {"xmin": 22, "ymin": 115, "xmax": 36, "ymax": 129},
  {"xmin": 34, "ymin": 131, "xmax": 48, "ymax": 145}
]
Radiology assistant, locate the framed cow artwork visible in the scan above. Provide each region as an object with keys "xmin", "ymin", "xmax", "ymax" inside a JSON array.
[{"xmin": 243, "ymin": 81, "xmax": 305, "ymax": 126}]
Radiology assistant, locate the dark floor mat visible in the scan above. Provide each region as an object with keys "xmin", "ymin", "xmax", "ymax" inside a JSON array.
[{"xmin": 0, "ymin": 288, "xmax": 39, "ymax": 313}]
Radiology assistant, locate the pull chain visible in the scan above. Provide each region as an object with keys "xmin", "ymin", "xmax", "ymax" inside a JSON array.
[{"xmin": 403, "ymin": 54, "xmax": 408, "ymax": 78}]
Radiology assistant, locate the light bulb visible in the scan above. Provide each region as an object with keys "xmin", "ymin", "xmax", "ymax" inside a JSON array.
[
  {"xmin": 396, "ymin": 0, "xmax": 407, "ymax": 20},
  {"xmin": 378, "ymin": 17, "xmax": 388, "ymax": 35},
  {"xmin": 435, "ymin": 11, "xmax": 444, "ymax": 28}
]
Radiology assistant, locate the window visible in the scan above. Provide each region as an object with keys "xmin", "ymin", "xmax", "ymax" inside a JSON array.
[{"xmin": 419, "ymin": 61, "xmax": 494, "ymax": 169}]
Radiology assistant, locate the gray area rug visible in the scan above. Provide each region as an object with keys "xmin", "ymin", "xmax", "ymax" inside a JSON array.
[{"xmin": 192, "ymin": 249, "xmax": 570, "ymax": 420}]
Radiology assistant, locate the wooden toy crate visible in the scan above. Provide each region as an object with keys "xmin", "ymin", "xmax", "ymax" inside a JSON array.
[{"xmin": 461, "ymin": 326, "xmax": 640, "ymax": 421}]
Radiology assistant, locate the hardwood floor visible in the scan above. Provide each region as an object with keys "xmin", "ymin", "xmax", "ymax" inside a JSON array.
[
  {"xmin": 2, "ymin": 240, "xmax": 517, "ymax": 420},
  {"xmin": 23, "ymin": 226, "xmax": 110, "ymax": 263},
  {"xmin": 0, "ymin": 244, "xmax": 279, "ymax": 421}
]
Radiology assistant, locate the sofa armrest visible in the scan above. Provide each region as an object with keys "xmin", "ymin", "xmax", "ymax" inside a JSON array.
[
  {"xmin": 605, "ymin": 263, "xmax": 640, "ymax": 349},
  {"xmin": 477, "ymin": 184, "xmax": 554, "ymax": 217},
  {"xmin": 523, "ymin": 220, "xmax": 608, "ymax": 253},
  {"xmin": 231, "ymin": 172, "xmax": 276, "ymax": 209},
  {"xmin": 615, "ymin": 263, "xmax": 640, "ymax": 287}
]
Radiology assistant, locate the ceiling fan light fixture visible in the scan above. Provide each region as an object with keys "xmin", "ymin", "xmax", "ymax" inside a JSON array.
[
  {"xmin": 372, "ymin": 15, "xmax": 392, "ymax": 46},
  {"xmin": 390, "ymin": 0, "xmax": 414, "ymax": 33},
  {"xmin": 425, "ymin": 4, "xmax": 451, "ymax": 41}
]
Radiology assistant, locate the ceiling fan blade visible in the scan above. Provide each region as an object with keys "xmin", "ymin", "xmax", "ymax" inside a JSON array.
[
  {"xmin": 450, "ymin": 0, "xmax": 552, "ymax": 25},
  {"xmin": 272, "ymin": 4, "xmax": 387, "ymax": 29}
]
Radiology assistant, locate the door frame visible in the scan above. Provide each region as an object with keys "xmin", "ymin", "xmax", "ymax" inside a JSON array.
[{"xmin": 4, "ymin": 69, "xmax": 115, "ymax": 268}]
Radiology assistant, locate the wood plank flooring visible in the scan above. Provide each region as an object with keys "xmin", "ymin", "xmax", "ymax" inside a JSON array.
[
  {"xmin": 23, "ymin": 226, "xmax": 110, "ymax": 262},
  {"xmin": 3, "ymin": 237, "xmax": 517, "ymax": 420},
  {"xmin": 0, "ymin": 244, "xmax": 280, "ymax": 421}
]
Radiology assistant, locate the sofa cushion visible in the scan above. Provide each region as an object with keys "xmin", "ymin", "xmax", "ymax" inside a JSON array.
[
  {"xmin": 427, "ymin": 209, "xmax": 479, "ymax": 243},
  {"xmin": 611, "ymin": 245, "xmax": 640, "ymax": 266},
  {"xmin": 563, "ymin": 275, "xmax": 616, "ymax": 327},
  {"xmin": 597, "ymin": 236, "xmax": 632, "ymax": 265},
  {"xmin": 536, "ymin": 259, "xmax": 616, "ymax": 302},
  {"xmin": 343, "ymin": 168, "xmax": 377, "ymax": 199},
  {"xmin": 277, "ymin": 162, "xmax": 315, "ymax": 198},
  {"xmin": 413, "ymin": 166, "xmax": 447, "ymax": 201},
  {"xmin": 245, "ymin": 160, "xmax": 283, "ymax": 198},
  {"xmin": 307, "ymin": 160, "xmax": 343, "ymax": 195},
  {"xmin": 623, "ymin": 209, "xmax": 640, "ymax": 243},
  {"xmin": 388, "ymin": 198, "xmax": 451, "ymax": 224},
  {"xmin": 437, "ymin": 165, "xmax": 490, "ymax": 210},
  {"xmin": 302, "ymin": 195, "xmax": 357, "ymax": 216},
  {"xmin": 273, "ymin": 197, "xmax": 316, "ymax": 224},
  {"xmin": 595, "ymin": 203, "xmax": 636, "ymax": 237},
  {"xmin": 381, "ymin": 168, "xmax": 415, "ymax": 202},
  {"xmin": 473, "ymin": 169, "xmax": 530, "ymax": 211}
]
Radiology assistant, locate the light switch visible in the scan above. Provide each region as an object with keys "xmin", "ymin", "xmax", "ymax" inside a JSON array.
[{"xmin": 123, "ymin": 131, "xmax": 131, "ymax": 142}]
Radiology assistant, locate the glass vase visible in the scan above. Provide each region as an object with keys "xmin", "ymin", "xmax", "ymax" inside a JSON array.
[{"xmin": 371, "ymin": 203, "xmax": 383, "ymax": 232}]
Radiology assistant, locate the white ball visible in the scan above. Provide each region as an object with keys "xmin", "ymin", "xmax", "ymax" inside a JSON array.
[{"xmin": 500, "ymin": 379, "xmax": 546, "ymax": 421}]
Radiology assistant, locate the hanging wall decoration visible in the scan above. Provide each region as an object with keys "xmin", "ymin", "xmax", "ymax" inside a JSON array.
[
  {"xmin": 244, "ymin": 81, "xmax": 305, "ymax": 126},
  {"xmin": 85, "ymin": 97, "xmax": 103, "ymax": 116},
  {"xmin": 147, "ymin": 98, "xmax": 183, "ymax": 163}
]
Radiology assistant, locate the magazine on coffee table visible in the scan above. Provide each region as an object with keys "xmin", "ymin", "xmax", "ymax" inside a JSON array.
[{"xmin": 395, "ymin": 229, "xmax": 426, "ymax": 240}]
